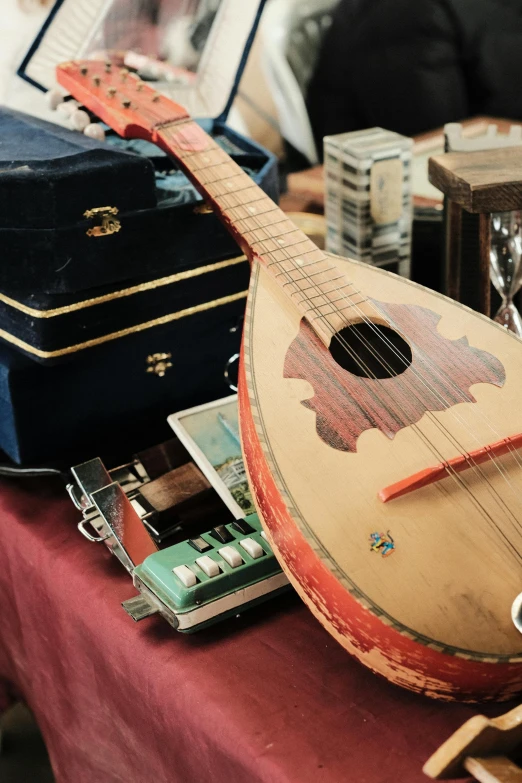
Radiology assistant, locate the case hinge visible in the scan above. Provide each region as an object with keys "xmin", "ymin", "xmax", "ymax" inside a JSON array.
[{"xmin": 84, "ymin": 206, "xmax": 121, "ymax": 237}]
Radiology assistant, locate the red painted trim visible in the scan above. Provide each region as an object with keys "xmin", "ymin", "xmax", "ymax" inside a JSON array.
[{"xmin": 238, "ymin": 358, "xmax": 522, "ymax": 702}]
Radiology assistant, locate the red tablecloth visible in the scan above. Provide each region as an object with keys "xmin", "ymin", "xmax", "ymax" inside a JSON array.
[{"xmin": 0, "ymin": 477, "xmax": 513, "ymax": 783}]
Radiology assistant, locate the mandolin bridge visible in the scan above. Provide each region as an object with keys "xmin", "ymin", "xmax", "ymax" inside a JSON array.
[{"xmin": 379, "ymin": 432, "xmax": 522, "ymax": 502}]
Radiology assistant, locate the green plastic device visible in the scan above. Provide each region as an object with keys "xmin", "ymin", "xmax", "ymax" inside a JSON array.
[
  {"xmin": 133, "ymin": 513, "xmax": 289, "ymax": 632},
  {"xmin": 69, "ymin": 457, "xmax": 290, "ymax": 632}
]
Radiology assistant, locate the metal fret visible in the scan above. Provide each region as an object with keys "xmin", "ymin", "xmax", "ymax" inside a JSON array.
[
  {"xmin": 308, "ymin": 299, "xmax": 368, "ymax": 319},
  {"xmin": 282, "ymin": 275, "xmax": 347, "ymax": 292},
  {"xmin": 251, "ymin": 236, "xmax": 318, "ymax": 256},
  {"xmin": 295, "ymin": 290, "xmax": 362, "ymax": 307},
  {"xmin": 265, "ymin": 248, "xmax": 325, "ymax": 267}
]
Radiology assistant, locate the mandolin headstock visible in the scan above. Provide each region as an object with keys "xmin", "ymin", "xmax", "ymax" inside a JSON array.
[{"xmin": 56, "ymin": 59, "xmax": 189, "ymax": 142}]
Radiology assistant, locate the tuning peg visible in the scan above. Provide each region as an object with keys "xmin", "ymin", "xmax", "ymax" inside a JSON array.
[
  {"xmin": 70, "ymin": 109, "xmax": 90, "ymax": 131},
  {"xmin": 57, "ymin": 99, "xmax": 80, "ymax": 117},
  {"xmin": 84, "ymin": 123, "xmax": 106, "ymax": 141},
  {"xmin": 46, "ymin": 87, "xmax": 68, "ymax": 110}
]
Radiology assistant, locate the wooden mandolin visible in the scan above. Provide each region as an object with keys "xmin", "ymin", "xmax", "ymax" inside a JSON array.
[{"xmin": 58, "ymin": 60, "xmax": 522, "ymax": 702}]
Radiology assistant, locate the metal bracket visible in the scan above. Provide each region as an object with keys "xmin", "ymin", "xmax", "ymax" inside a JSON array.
[{"xmin": 122, "ymin": 594, "xmax": 159, "ymax": 622}]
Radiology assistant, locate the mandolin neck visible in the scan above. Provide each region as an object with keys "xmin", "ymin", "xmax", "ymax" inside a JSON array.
[
  {"xmin": 156, "ymin": 120, "xmax": 367, "ymax": 345},
  {"xmin": 55, "ymin": 58, "xmax": 369, "ymax": 347}
]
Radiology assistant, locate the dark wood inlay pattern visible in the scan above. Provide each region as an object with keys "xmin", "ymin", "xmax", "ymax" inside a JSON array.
[{"xmin": 284, "ymin": 300, "xmax": 506, "ymax": 452}]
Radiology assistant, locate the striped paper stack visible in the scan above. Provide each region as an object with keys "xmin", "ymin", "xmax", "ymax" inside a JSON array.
[{"xmin": 324, "ymin": 127, "xmax": 413, "ymax": 277}]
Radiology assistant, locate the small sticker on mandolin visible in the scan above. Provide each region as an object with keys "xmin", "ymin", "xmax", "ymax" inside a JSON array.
[{"xmin": 369, "ymin": 531, "xmax": 395, "ymax": 558}]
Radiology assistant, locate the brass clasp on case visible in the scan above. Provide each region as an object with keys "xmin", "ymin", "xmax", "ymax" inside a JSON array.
[
  {"xmin": 146, "ymin": 353, "xmax": 173, "ymax": 377},
  {"xmin": 84, "ymin": 206, "xmax": 121, "ymax": 237},
  {"xmin": 193, "ymin": 202, "xmax": 213, "ymax": 215}
]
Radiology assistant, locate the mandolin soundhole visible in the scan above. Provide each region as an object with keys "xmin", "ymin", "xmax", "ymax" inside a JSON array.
[{"xmin": 329, "ymin": 323, "xmax": 412, "ymax": 379}]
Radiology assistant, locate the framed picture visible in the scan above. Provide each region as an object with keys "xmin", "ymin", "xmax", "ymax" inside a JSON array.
[{"xmin": 168, "ymin": 394, "xmax": 255, "ymax": 520}]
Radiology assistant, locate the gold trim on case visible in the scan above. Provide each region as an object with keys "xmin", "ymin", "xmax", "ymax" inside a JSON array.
[
  {"xmin": 0, "ymin": 291, "xmax": 248, "ymax": 360},
  {"xmin": 0, "ymin": 255, "xmax": 248, "ymax": 319}
]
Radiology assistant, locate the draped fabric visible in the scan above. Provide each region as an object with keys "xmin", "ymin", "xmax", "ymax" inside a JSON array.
[{"xmin": 0, "ymin": 478, "xmax": 510, "ymax": 782}]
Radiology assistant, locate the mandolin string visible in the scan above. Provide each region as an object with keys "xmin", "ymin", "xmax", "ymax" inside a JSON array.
[
  {"xmin": 225, "ymin": 224, "xmax": 522, "ymax": 545},
  {"xmin": 187, "ymin": 180, "xmax": 522, "ymax": 553},
  {"xmin": 270, "ymin": 257, "xmax": 522, "ymax": 545},
  {"xmin": 172, "ymin": 132, "xmax": 522, "ymax": 481},
  {"xmin": 128, "ymin": 106, "xmax": 522, "ymax": 564},
  {"xmin": 315, "ymin": 269, "xmax": 522, "ymax": 496},
  {"xmin": 310, "ymin": 271, "xmax": 522, "ymax": 486},
  {"xmin": 114, "ymin": 108, "xmax": 522, "ymax": 556},
  {"xmin": 275, "ymin": 277, "xmax": 522, "ymax": 555},
  {"xmin": 62, "ymin": 77, "xmax": 510, "ymax": 486},
  {"xmin": 269, "ymin": 265, "xmax": 522, "ymax": 558},
  {"xmin": 166, "ymin": 131, "xmax": 522, "ymax": 545},
  {"xmin": 269, "ymin": 255, "xmax": 522, "ymax": 551},
  {"xmin": 348, "ymin": 296, "xmax": 522, "ymax": 477},
  {"xmin": 324, "ymin": 271, "xmax": 522, "ymax": 471},
  {"xmin": 323, "ymin": 313, "xmax": 522, "ymax": 544},
  {"xmin": 125, "ymin": 107, "xmax": 522, "ymax": 559}
]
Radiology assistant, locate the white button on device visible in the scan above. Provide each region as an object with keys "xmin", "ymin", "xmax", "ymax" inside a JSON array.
[
  {"xmin": 196, "ymin": 556, "xmax": 220, "ymax": 578},
  {"xmin": 240, "ymin": 538, "xmax": 264, "ymax": 559},
  {"xmin": 219, "ymin": 546, "xmax": 243, "ymax": 568},
  {"xmin": 173, "ymin": 565, "xmax": 197, "ymax": 587}
]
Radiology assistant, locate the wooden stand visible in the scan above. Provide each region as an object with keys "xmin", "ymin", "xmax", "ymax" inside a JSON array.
[
  {"xmin": 424, "ymin": 704, "xmax": 522, "ymax": 782},
  {"xmin": 429, "ymin": 146, "xmax": 522, "ymax": 315}
]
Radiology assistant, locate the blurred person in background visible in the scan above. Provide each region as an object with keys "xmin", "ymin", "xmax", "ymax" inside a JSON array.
[{"xmin": 307, "ymin": 0, "xmax": 522, "ymax": 157}]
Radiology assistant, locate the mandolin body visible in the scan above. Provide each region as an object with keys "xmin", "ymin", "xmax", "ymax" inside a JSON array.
[
  {"xmin": 239, "ymin": 252, "xmax": 522, "ymax": 702},
  {"xmin": 56, "ymin": 57, "xmax": 522, "ymax": 702}
]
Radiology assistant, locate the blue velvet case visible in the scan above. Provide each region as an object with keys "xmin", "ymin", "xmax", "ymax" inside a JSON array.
[
  {"xmin": 0, "ymin": 109, "xmax": 276, "ymax": 299},
  {"xmin": 0, "ymin": 1, "xmax": 278, "ymax": 463},
  {"xmin": 0, "ymin": 299, "xmax": 245, "ymax": 465},
  {"xmin": 0, "ymin": 113, "xmax": 275, "ymax": 460},
  {"xmin": 0, "ymin": 108, "xmax": 275, "ymax": 363}
]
